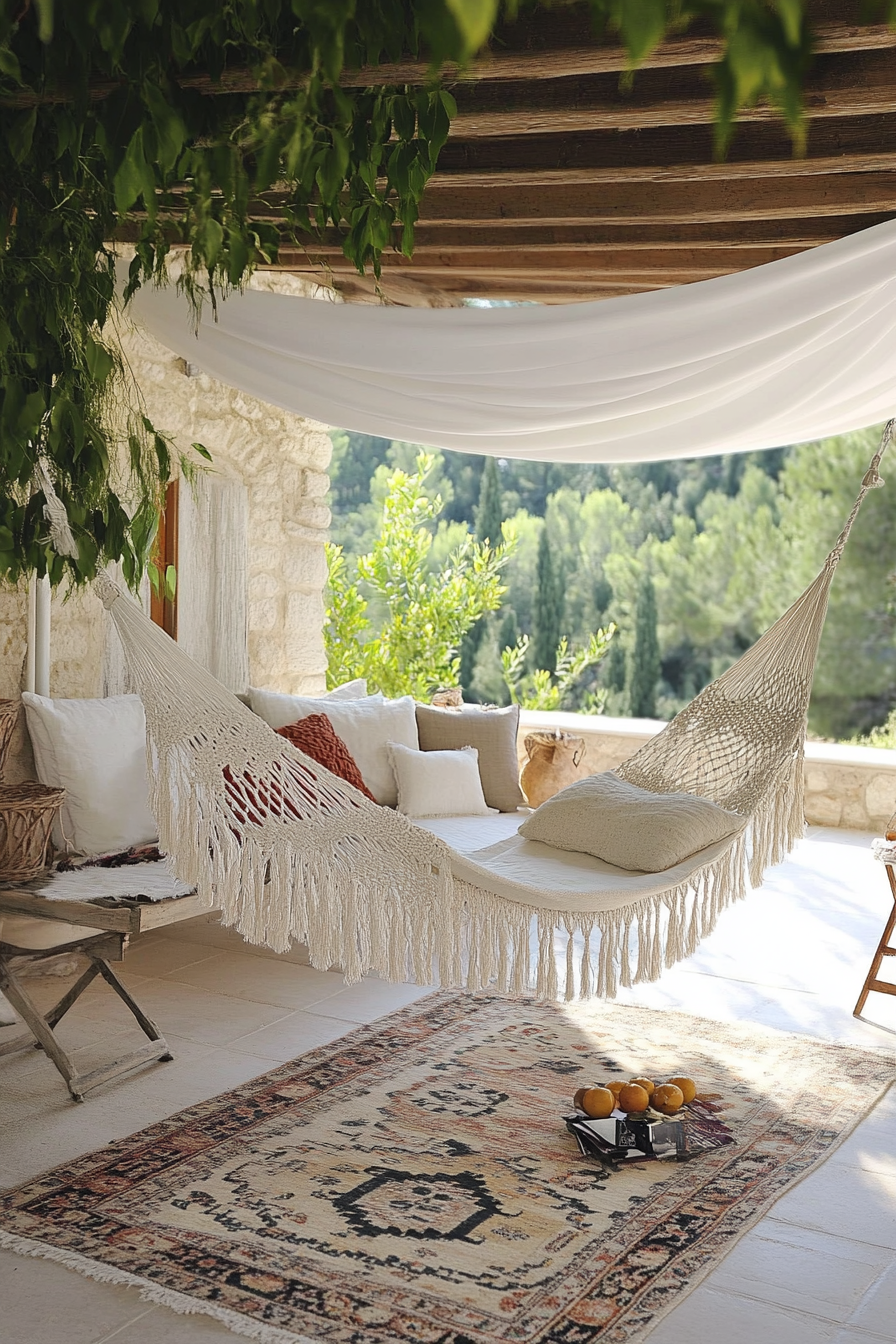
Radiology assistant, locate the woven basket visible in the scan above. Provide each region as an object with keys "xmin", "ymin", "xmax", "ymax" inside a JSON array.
[
  {"xmin": 0, "ymin": 699, "xmax": 19, "ymax": 779},
  {"xmin": 0, "ymin": 782, "xmax": 66, "ymax": 883}
]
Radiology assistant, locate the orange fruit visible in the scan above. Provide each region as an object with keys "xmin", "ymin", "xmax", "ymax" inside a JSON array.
[
  {"xmin": 667, "ymin": 1076, "xmax": 697, "ymax": 1105},
  {"xmin": 602, "ymin": 1081, "xmax": 625, "ymax": 1102},
  {"xmin": 629, "ymin": 1077, "xmax": 655, "ymax": 1097},
  {"xmin": 652, "ymin": 1083, "xmax": 685, "ymax": 1115},
  {"xmin": 573, "ymin": 1086, "xmax": 591, "ymax": 1110},
  {"xmin": 581, "ymin": 1087, "xmax": 616, "ymax": 1119},
  {"xmin": 617, "ymin": 1082, "xmax": 650, "ymax": 1114}
]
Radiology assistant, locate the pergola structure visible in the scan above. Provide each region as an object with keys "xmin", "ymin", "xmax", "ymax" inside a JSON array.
[{"xmin": 264, "ymin": 0, "xmax": 896, "ymax": 306}]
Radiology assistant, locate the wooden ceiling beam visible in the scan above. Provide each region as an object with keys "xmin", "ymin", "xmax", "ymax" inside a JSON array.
[
  {"xmin": 437, "ymin": 114, "xmax": 896, "ymax": 177},
  {"xmin": 449, "ymin": 50, "xmax": 896, "ymax": 138},
  {"xmin": 429, "ymin": 152, "xmax": 896, "ymax": 191},
  {"xmin": 316, "ymin": 273, "xmax": 663, "ymax": 304},
  {"xmin": 281, "ymin": 244, "xmax": 805, "ymax": 273},
  {"xmin": 115, "ymin": 212, "xmax": 890, "ymax": 253},
  {"xmin": 411, "ymin": 173, "xmax": 896, "ymax": 225},
  {"xmin": 404, "ymin": 215, "xmax": 892, "ymax": 248},
  {"xmin": 340, "ymin": 15, "xmax": 896, "ymax": 87}
]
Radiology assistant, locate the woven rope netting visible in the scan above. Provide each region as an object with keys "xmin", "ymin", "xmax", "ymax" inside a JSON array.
[{"xmin": 42, "ymin": 424, "xmax": 895, "ymax": 999}]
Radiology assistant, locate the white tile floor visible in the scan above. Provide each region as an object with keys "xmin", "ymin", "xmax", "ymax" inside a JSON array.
[{"xmin": 1, "ymin": 825, "xmax": 895, "ymax": 1343}]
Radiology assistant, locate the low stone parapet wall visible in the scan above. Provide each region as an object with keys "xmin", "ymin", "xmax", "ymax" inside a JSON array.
[{"xmin": 517, "ymin": 710, "xmax": 896, "ymax": 833}]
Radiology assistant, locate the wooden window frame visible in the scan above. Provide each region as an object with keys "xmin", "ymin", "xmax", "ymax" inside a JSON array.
[{"xmin": 150, "ymin": 479, "xmax": 179, "ymax": 640}]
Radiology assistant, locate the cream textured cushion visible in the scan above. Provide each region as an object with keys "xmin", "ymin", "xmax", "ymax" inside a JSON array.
[
  {"xmin": 518, "ymin": 771, "xmax": 742, "ymax": 873},
  {"xmin": 414, "ymin": 703, "xmax": 525, "ymax": 812},
  {"xmin": 22, "ymin": 693, "xmax": 158, "ymax": 856},
  {"xmin": 248, "ymin": 688, "xmax": 416, "ymax": 806},
  {"xmin": 388, "ymin": 742, "xmax": 490, "ymax": 818}
]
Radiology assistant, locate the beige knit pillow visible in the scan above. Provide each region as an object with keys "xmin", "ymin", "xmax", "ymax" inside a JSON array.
[
  {"xmin": 414, "ymin": 703, "xmax": 525, "ymax": 812},
  {"xmin": 518, "ymin": 771, "xmax": 742, "ymax": 872}
]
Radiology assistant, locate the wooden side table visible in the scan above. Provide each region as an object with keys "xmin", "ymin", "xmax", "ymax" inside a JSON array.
[{"xmin": 853, "ymin": 861, "xmax": 896, "ymax": 1017}]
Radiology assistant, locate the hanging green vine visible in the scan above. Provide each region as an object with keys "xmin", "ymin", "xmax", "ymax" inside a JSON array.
[{"xmin": 0, "ymin": 1, "xmax": 888, "ymax": 587}]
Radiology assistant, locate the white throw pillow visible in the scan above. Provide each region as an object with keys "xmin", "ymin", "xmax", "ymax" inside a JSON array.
[
  {"xmin": 248, "ymin": 687, "xmax": 416, "ymax": 806},
  {"xmin": 388, "ymin": 742, "xmax": 490, "ymax": 818},
  {"xmin": 519, "ymin": 770, "xmax": 742, "ymax": 872},
  {"xmin": 22, "ymin": 693, "xmax": 158, "ymax": 856},
  {"xmin": 322, "ymin": 678, "xmax": 369, "ymax": 700}
]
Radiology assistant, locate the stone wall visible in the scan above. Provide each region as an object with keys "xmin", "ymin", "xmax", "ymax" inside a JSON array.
[
  {"xmin": 0, "ymin": 583, "xmax": 107, "ymax": 785},
  {"xmin": 517, "ymin": 710, "xmax": 896, "ymax": 832},
  {"xmin": 117, "ymin": 296, "xmax": 332, "ymax": 696},
  {"xmin": 0, "ymin": 274, "xmax": 334, "ymax": 783}
]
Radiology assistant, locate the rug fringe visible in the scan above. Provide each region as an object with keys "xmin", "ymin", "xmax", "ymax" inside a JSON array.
[{"xmin": 0, "ymin": 1230, "xmax": 318, "ymax": 1344}]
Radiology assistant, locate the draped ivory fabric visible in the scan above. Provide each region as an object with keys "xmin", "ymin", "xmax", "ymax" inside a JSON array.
[{"xmin": 128, "ymin": 220, "xmax": 896, "ymax": 462}]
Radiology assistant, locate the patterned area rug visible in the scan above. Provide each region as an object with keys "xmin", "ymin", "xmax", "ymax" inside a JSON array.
[{"xmin": 1, "ymin": 993, "xmax": 894, "ymax": 1344}]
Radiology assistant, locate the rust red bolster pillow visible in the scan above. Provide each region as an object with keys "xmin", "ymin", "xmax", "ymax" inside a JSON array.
[{"xmin": 276, "ymin": 713, "xmax": 377, "ymax": 803}]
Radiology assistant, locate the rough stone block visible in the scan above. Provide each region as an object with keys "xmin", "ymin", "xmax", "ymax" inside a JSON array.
[
  {"xmin": 805, "ymin": 766, "xmax": 831, "ymax": 793},
  {"xmin": 865, "ymin": 772, "xmax": 896, "ymax": 819},
  {"xmin": 805, "ymin": 794, "xmax": 843, "ymax": 826},
  {"xmin": 282, "ymin": 544, "xmax": 328, "ymax": 589},
  {"xmin": 284, "ymin": 591, "xmax": 327, "ymax": 675},
  {"xmin": 294, "ymin": 502, "xmax": 331, "ymax": 531},
  {"xmin": 841, "ymin": 800, "xmax": 871, "ymax": 831},
  {"xmin": 249, "ymin": 571, "xmax": 280, "ymax": 600},
  {"xmin": 248, "ymin": 596, "xmax": 280, "ymax": 633},
  {"xmin": 302, "ymin": 469, "xmax": 330, "ymax": 499}
]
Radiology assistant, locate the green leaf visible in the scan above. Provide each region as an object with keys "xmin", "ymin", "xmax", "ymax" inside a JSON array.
[
  {"xmin": 0, "ymin": 47, "xmax": 22, "ymax": 82},
  {"xmin": 34, "ymin": 0, "xmax": 54, "ymax": 42},
  {"xmin": 443, "ymin": 0, "xmax": 500, "ymax": 57},
  {"xmin": 192, "ymin": 441, "xmax": 213, "ymax": 462},
  {"xmin": 142, "ymin": 81, "xmax": 187, "ymax": 175},
  {"xmin": 618, "ymin": 0, "xmax": 667, "ymax": 65},
  {"xmin": 8, "ymin": 108, "xmax": 36, "ymax": 164},
  {"xmin": 114, "ymin": 131, "xmax": 149, "ymax": 215}
]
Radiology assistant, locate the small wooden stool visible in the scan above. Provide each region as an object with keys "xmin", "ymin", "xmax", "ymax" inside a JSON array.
[
  {"xmin": 853, "ymin": 861, "xmax": 896, "ymax": 1017},
  {"xmin": 0, "ymin": 927, "xmax": 172, "ymax": 1101}
]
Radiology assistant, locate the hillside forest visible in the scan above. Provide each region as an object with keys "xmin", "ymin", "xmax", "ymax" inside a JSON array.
[{"xmin": 327, "ymin": 426, "xmax": 896, "ymax": 743}]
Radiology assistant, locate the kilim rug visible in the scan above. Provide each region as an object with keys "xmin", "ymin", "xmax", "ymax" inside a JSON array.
[{"xmin": 1, "ymin": 992, "xmax": 894, "ymax": 1344}]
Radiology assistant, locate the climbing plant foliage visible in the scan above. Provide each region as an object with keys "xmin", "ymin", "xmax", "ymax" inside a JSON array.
[{"xmin": 1, "ymin": 1, "xmax": 888, "ymax": 587}]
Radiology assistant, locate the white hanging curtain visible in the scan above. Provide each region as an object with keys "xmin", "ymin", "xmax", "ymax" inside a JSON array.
[
  {"xmin": 177, "ymin": 473, "xmax": 250, "ymax": 692},
  {"xmin": 128, "ymin": 219, "xmax": 896, "ymax": 463}
]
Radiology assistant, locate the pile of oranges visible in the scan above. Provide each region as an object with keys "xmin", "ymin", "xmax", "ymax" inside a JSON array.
[{"xmin": 572, "ymin": 1074, "xmax": 697, "ymax": 1119}]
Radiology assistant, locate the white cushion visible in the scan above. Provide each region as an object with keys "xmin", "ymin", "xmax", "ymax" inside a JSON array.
[
  {"xmin": 322, "ymin": 678, "xmax": 369, "ymax": 700},
  {"xmin": 518, "ymin": 770, "xmax": 742, "ymax": 872},
  {"xmin": 388, "ymin": 742, "xmax": 490, "ymax": 818},
  {"xmin": 248, "ymin": 687, "xmax": 417, "ymax": 806},
  {"xmin": 22, "ymin": 693, "xmax": 157, "ymax": 856}
]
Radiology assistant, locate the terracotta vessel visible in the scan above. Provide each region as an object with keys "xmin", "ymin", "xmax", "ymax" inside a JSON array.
[{"xmin": 520, "ymin": 730, "xmax": 586, "ymax": 809}]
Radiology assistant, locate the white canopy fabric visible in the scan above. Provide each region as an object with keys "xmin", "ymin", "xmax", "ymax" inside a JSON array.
[{"xmin": 129, "ymin": 219, "xmax": 896, "ymax": 462}]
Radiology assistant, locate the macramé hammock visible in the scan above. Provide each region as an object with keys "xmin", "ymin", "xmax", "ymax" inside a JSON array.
[{"xmin": 80, "ymin": 423, "xmax": 891, "ymax": 1003}]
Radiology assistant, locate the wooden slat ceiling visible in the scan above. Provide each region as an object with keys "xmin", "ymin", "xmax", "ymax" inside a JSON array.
[{"xmin": 264, "ymin": 0, "xmax": 896, "ymax": 306}]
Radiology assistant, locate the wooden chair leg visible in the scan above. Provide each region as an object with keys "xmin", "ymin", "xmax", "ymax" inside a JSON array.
[
  {"xmin": 854, "ymin": 864, "xmax": 896, "ymax": 1017},
  {"xmin": 0, "ymin": 963, "xmax": 85, "ymax": 1099},
  {"xmin": 0, "ymin": 938, "xmax": 174, "ymax": 1100},
  {"xmin": 91, "ymin": 956, "xmax": 172, "ymax": 1058}
]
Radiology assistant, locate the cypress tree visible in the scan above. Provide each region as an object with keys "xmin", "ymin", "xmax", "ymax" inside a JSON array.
[
  {"xmin": 628, "ymin": 573, "xmax": 661, "ymax": 718},
  {"xmin": 475, "ymin": 457, "xmax": 504, "ymax": 544},
  {"xmin": 532, "ymin": 528, "xmax": 563, "ymax": 674},
  {"xmin": 460, "ymin": 459, "xmax": 506, "ymax": 690}
]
